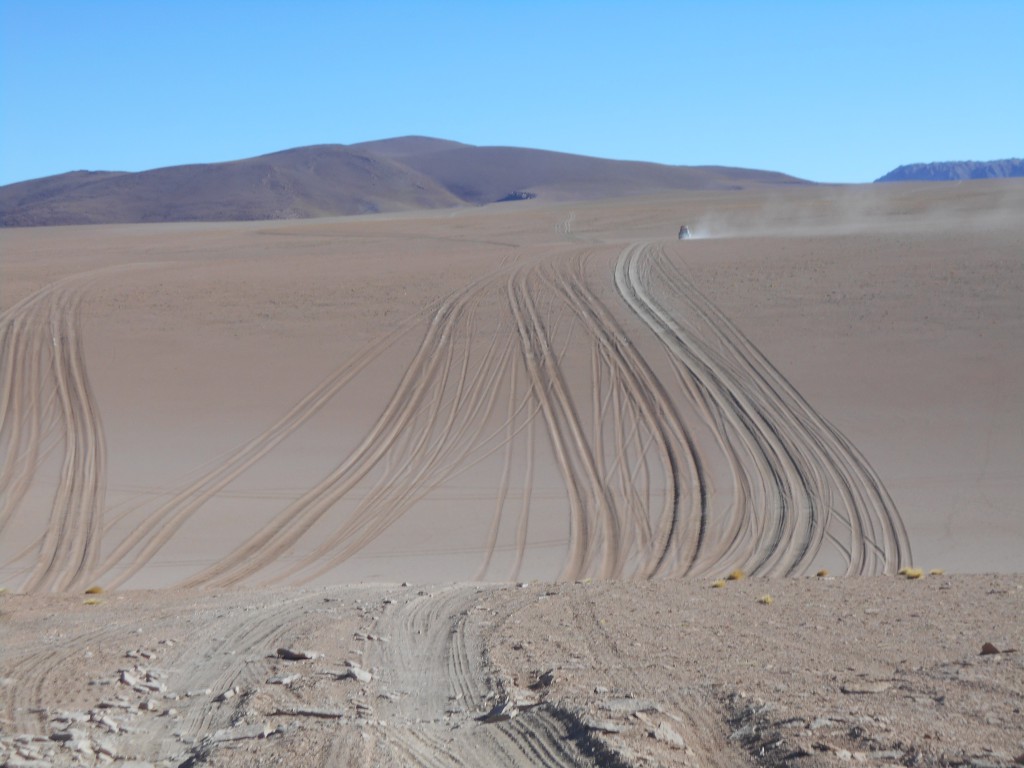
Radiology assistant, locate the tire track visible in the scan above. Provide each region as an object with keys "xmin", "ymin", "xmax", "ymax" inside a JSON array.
[
  {"xmin": 368, "ymin": 586, "xmax": 591, "ymax": 767},
  {"xmin": 4, "ymin": 230, "xmax": 911, "ymax": 591},
  {"xmin": 614, "ymin": 242, "xmax": 910, "ymax": 575},
  {"xmin": 1, "ymin": 276, "xmax": 108, "ymax": 593}
]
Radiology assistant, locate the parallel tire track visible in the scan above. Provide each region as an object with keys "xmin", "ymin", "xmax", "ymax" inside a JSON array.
[
  {"xmin": 614, "ymin": 242, "xmax": 910, "ymax": 575},
  {"xmin": 3, "ymin": 231, "xmax": 910, "ymax": 592}
]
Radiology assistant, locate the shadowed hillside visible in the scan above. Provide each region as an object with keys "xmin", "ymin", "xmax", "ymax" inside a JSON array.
[{"xmin": 0, "ymin": 145, "xmax": 462, "ymax": 227}]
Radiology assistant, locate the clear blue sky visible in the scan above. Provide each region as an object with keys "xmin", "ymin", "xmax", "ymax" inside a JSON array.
[{"xmin": 1, "ymin": 0, "xmax": 1021, "ymax": 186}]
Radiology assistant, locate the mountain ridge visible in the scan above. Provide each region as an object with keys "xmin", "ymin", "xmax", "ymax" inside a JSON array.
[
  {"xmin": 875, "ymin": 158, "xmax": 1023, "ymax": 182},
  {"xmin": 0, "ymin": 137, "xmax": 805, "ymax": 227}
]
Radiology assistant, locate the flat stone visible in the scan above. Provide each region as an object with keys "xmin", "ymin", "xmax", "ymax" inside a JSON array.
[
  {"xmin": 729, "ymin": 723, "xmax": 757, "ymax": 741},
  {"xmin": 650, "ymin": 722, "xmax": 687, "ymax": 749},
  {"xmin": 840, "ymin": 681, "xmax": 892, "ymax": 694},
  {"xmin": 210, "ymin": 724, "xmax": 272, "ymax": 743},
  {"xmin": 267, "ymin": 673, "xmax": 301, "ymax": 685},
  {"xmin": 581, "ymin": 717, "xmax": 623, "ymax": 734},
  {"xmin": 3, "ymin": 756, "xmax": 55, "ymax": 767},
  {"xmin": 342, "ymin": 664, "xmax": 372, "ymax": 683},
  {"xmin": 478, "ymin": 700, "xmax": 518, "ymax": 723},
  {"xmin": 276, "ymin": 647, "xmax": 322, "ymax": 661},
  {"xmin": 271, "ymin": 706, "xmax": 345, "ymax": 719},
  {"xmin": 49, "ymin": 729, "xmax": 86, "ymax": 743},
  {"xmin": 600, "ymin": 698, "xmax": 662, "ymax": 715}
]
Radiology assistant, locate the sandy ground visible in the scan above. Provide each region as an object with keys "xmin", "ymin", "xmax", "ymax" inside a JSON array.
[{"xmin": 1, "ymin": 180, "xmax": 1023, "ymax": 765}]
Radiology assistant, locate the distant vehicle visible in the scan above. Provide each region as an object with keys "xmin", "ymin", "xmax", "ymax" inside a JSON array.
[{"xmin": 678, "ymin": 225, "xmax": 691, "ymax": 240}]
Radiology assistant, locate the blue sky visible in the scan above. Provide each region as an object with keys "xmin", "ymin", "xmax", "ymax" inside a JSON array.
[{"xmin": 1, "ymin": 1, "xmax": 1021, "ymax": 186}]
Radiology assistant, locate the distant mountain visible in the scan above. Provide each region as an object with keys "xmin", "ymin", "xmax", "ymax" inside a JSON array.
[
  {"xmin": 875, "ymin": 158, "xmax": 1024, "ymax": 183},
  {"xmin": 0, "ymin": 137, "xmax": 806, "ymax": 227}
]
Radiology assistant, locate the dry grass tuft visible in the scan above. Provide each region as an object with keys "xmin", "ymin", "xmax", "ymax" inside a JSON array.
[
  {"xmin": 84, "ymin": 585, "xmax": 104, "ymax": 594},
  {"xmin": 900, "ymin": 567, "xmax": 925, "ymax": 579},
  {"xmin": 83, "ymin": 598, "xmax": 103, "ymax": 605},
  {"xmin": 929, "ymin": 568, "xmax": 945, "ymax": 576},
  {"xmin": 756, "ymin": 594, "xmax": 774, "ymax": 605},
  {"xmin": 816, "ymin": 569, "xmax": 829, "ymax": 578},
  {"xmin": 711, "ymin": 579, "xmax": 727, "ymax": 588},
  {"xmin": 726, "ymin": 570, "xmax": 745, "ymax": 581}
]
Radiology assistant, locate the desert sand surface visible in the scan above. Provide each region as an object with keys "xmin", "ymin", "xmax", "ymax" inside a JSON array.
[{"xmin": 2, "ymin": 180, "xmax": 1023, "ymax": 765}]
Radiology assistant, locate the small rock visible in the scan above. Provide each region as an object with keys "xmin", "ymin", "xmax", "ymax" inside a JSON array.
[
  {"xmin": 342, "ymin": 665, "xmax": 372, "ymax": 684},
  {"xmin": 49, "ymin": 729, "xmax": 86, "ymax": 743},
  {"xmin": 978, "ymin": 642, "xmax": 1018, "ymax": 655},
  {"xmin": 650, "ymin": 722, "xmax": 686, "ymax": 749},
  {"xmin": 3, "ymin": 756, "xmax": 56, "ymax": 767},
  {"xmin": 267, "ymin": 673, "xmax": 301, "ymax": 686},
  {"xmin": 582, "ymin": 717, "xmax": 623, "ymax": 734},
  {"xmin": 873, "ymin": 750, "xmax": 904, "ymax": 760},
  {"xmin": 530, "ymin": 669, "xmax": 556, "ymax": 689},
  {"xmin": 478, "ymin": 700, "xmax": 518, "ymax": 723},
  {"xmin": 68, "ymin": 739, "xmax": 94, "ymax": 755},
  {"xmin": 729, "ymin": 723, "xmax": 757, "ymax": 741},
  {"xmin": 840, "ymin": 681, "xmax": 892, "ymax": 694},
  {"xmin": 210, "ymin": 724, "xmax": 272, "ymax": 743},
  {"xmin": 92, "ymin": 736, "xmax": 118, "ymax": 758},
  {"xmin": 96, "ymin": 699, "xmax": 133, "ymax": 710},
  {"xmin": 601, "ymin": 698, "xmax": 662, "ymax": 715},
  {"xmin": 276, "ymin": 647, "xmax": 322, "ymax": 661}
]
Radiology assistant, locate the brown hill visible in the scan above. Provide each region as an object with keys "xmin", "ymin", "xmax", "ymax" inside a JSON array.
[
  {"xmin": 0, "ymin": 137, "xmax": 806, "ymax": 226},
  {"xmin": 0, "ymin": 145, "xmax": 462, "ymax": 227},
  {"xmin": 354, "ymin": 136, "xmax": 805, "ymax": 203}
]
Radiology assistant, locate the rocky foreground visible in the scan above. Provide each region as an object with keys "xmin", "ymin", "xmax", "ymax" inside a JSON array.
[{"xmin": 1, "ymin": 574, "xmax": 1022, "ymax": 767}]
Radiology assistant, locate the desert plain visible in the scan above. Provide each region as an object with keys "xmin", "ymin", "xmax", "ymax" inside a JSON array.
[{"xmin": 1, "ymin": 180, "xmax": 1022, "ymax": 766}]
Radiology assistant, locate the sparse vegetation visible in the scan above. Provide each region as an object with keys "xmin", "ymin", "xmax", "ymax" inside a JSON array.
[{"xmin": 899, "ymin": 567, "xmax": 924, "ymax": 580}]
